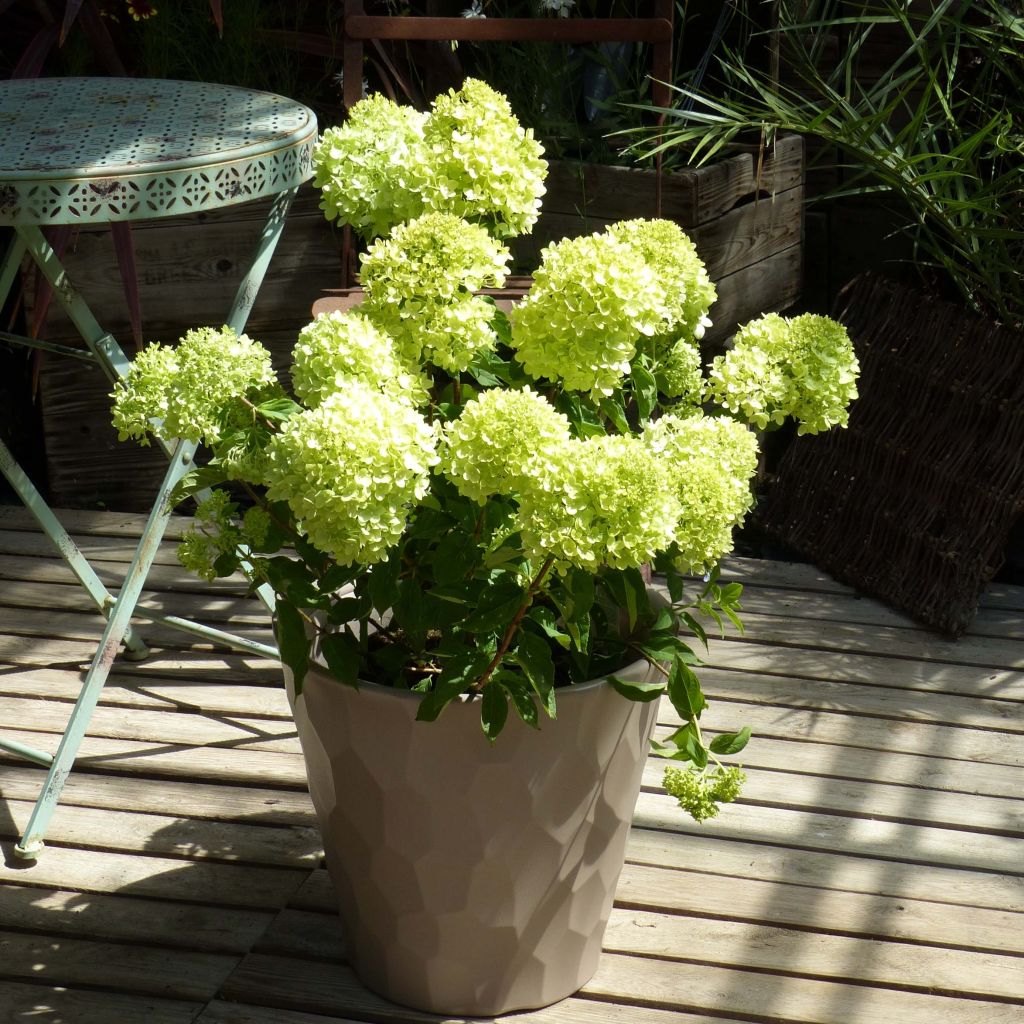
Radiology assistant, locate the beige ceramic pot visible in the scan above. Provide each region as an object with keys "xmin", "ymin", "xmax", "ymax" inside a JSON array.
[{"xmin": 286, "ymin": 645, "xmax": 660, "ymax": 1016}]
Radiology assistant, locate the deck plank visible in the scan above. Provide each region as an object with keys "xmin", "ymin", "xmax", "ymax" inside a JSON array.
[{"xmin": 1, "ymin": 508, "xmax": 1021, "ymax": 1024}]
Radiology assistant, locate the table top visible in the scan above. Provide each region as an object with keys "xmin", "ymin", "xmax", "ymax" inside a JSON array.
[{"xmin": 0, "ymin": 77, "xmax": 318, "ymax": 226}]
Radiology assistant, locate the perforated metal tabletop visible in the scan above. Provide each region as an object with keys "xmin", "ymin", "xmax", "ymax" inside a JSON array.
[{"xmin": 0, "ymin": 77, "xmax": 317, "ymax": 225}]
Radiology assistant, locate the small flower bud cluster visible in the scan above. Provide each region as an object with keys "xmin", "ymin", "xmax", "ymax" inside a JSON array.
[{"xmin": 663, "ymin": 765, "xmax": 747, "ymax": 822}]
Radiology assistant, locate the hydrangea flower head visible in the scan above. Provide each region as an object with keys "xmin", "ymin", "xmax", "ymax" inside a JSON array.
[
  {"xmin": 264, "ymin": 383, "xmax": 439, "ymax": 566},
  {"xmin": 610, "ymin": 219, "xmax": 717, "ymax": 342},
  {"xmin": 706, "ymin": 312, "xmax": 860, "ymax": 434},
  {"xmin": 510, "ymin": 231, "xmax": 667, "ymax": 397},
  {"xmin": 313, "ymin": 95, "xmax": 429, "ymax": 239},
  {"xmin": 111, "ymin": 326, "xmax": 276, "ymax": 446},
  {"xmin": 290, "ymin": 310, "xmax": 428, "ymax": 408},
  {"xmin": 360, "ymin": 212, "xmax": 510, "ymax": 372},
  {"xmin": 422, "ymin": 78, "xmax": 547, "ymax": 238},
  {"xmin": 440, "ymin": 387, "xmax": 572, "ymax": 503},
  {"xmin": 516, "ymin": 434, "xmax": 681, "ymax": 572},
  {"xmin": 643, "ymin": 414, "xmax": 759, "ymax": 573}
]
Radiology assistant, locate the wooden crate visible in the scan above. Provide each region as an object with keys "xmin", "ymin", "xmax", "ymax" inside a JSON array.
[{"xmin": 514, "ymin": 133, "xmax": 804, "ymax": 344}]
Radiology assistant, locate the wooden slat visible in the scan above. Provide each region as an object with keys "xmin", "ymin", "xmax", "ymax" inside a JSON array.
[
  {"xmin": 704, "ymin": 634, "xmax": 1024, "ymax": 700},
  {"xmin": 0, "ymin": 928, "xmax": 238, "ymax": 1001},
  {"xmin": 0, "ymin": 844, "xmax": 308, "ymax": 910},
  {"xmin": 585, "ymin": 953, "xmax": 1023, "ymax": 1024},
  {"xmin": 633, "ymin": 791, "xmax": 1023, "ymax": 876},
  {"xmin": 0, "ymin": 981, "xmax": 203, "ymax": 1024},
  {"xmin": 0, "ymin": 666, "xmax": 291, "ymax": 717},
  {"xmin": 0, "ymin": 766, "xmax": 313, "ymax": 825},
  {"xmin": 0, "ymin": 695, "xmax": 301, "ymax": 753},
  {"xmin": 640, "ymin": 759, "xmax": 1023, "ymax": 834},
  {"xmin": 0, "ymin": 728, "xmax": 308, "ymax": 787},
  {"xmin": 623, "ymin": 827, "xmax": 1023, "ymax": 913},
  {"xmin": 0, "ymin": 799, "xmax": 321, "ymax": 868},
  {"xmin": 0, "ymin": 883, "xmax": 272, "ymax": 953}
]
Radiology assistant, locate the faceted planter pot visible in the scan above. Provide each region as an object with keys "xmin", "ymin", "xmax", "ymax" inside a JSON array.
[{"xmin": 285, "ymin": 650, "xmax": 661, "ymax": 1016}]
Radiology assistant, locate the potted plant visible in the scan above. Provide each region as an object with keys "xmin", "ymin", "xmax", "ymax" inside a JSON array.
[{"xmin": 110, "ymin": 79, "xmax": 860, "ymax": 1016}]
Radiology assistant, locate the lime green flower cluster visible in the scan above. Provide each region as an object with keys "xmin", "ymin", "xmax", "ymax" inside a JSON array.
[
  {"xmin": 312, "ymin": 79, "xmax": 547, "ymax": 242},
  {"xmin": 440, "ymin": 387, "xmax": 571, "ymax": 504},
  {"xmin": 313, "ymin": 95, "xmax": 428, "ymax": 241},
  {"xmin": 510, "ymin": 219, "xmax": 717, "ymax": 398},
  {"xmin": 111, "ymin": 326, "xmax": 276, "ymax": 446},
  {"xmin": 178, "ymin": 492, "xmax": 271, "ymax": 582},
  {"xmin": 515, "ymin": 435, "xmax": 682, "ymax": 572},
  {"xmin": 643, "ymin": 414, "xmax": 760, "ymax": 573},
  {"xmin": 360, "ymin": 212, "xmax": 510, "ymax": 373},
  {"xmin": 290, "ymin": 310, "xmax": 428, "ymax": 408},
  {"xmin": 510, "ymin": 232, "xmax": 663, "ymax": 397},
  {"xmin": 706, "ymin": 313, "xmax": 860, "ymax": 434},
  {"xmin": 609, "ymin": 219, "xmax": 717, "ymax": 343},
  {"xmin": 264, "ymin": 384, "xmax": 439, "ymax": 566},
  {"xmin": 664, "ymin": 765, "xmax": 747, "ymax": 822},
  {"xmin": 421, "ymin": 78, "xmax": 547, "ymax": 239}
]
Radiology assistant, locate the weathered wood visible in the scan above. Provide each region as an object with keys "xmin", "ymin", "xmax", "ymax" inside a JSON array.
[
  {"xmin": 0, "ymin": 667, "xmax": 291, "ymax": 717},
  {"xmin": 0, "ymin": 695, "xmax": 299, "ymax": 752},
  {"xmin": 1, "ymin": 798, "xmax": 321, "ymax": 867},
  {"xmin": 0, "ymin": 883, "xmax": 273, "ymax": 953},
  {"xmin": 624, "ymin": 827, "xmax": 1024, "ymax": 912},
  {"xmin": 633, "ymin": 791, "xmax": 1023, "ymax": 876},
  {"xmin": 0, "ymin": 843, "xmax": 309, "ymax": 909},
  {"xmin": 0, "ymin": 727, "xmax": 308, "ymax": 787},
  {"xmin": 0, "ymin": 766, "xmax": 312, "ymax": 824},
  {"xmin": 585, "ymin": 952, "xmax": 1023, "ymax": 1024},
  {"xmin": 0, "ymin": 928, "xmax": 239, "ymax": 1001},
  {"xmin": 640, "ymin": 759, "xmax": 1024, "ymax": 834},
  {"xmin": 0, "ymin": 981, "xmax": 202, "ymax": 1024}
]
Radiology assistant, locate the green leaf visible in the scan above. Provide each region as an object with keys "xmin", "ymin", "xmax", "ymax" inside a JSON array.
[
  {"xmin": 599, "ymin": 393, "xmax": 631, "ymax": 433},
  {"xmin": 320, "ymin": 630, "xmax": 361, "ymax": 688},
  {"xmin": 631, "ymin": 362, "xmax": 658, "ymax": 421},
  {"xmin": 527, "ymin": 605, "xmax": 571, "ymax": 650},
  {"xmin": 710, "ymin": 726, "xmax": 752, "ymax": 756},
  {"xmin": 462, "ymin": 573, "xmax": 526, "ymax": 633},
  {"xmin": 265, "ymin": 556, "xmax": 319, "ymax": 607},
  {"xmin": 514, "ymin": 630, "xmax": 556, "ymax": 717},
  {"xmin": 667, "ymin": 657, "xmax": 707, "ymax": 721},
  {"xmin": 256, "ymin": 397, "xmax": 302, "ymax": 421},
  {"xmin": 608, "ymin": 674, "xmax": 666, "ymax": 702},
  {"xmin": 433, "ymin": 529, "xmax": 481, "ymax": 586},
  {"xmin": 651, "ymin": 722, "xmax": 707, "ymax": 767},
  {"xmin": 275, "ymin": 602, "xmax": 309, "ymax": 696},
  {"xmin": 680, "ymin": 611, "xmax": 709, "ymax": 650},
  {"xmin": 481, "ymin": 681, "xmax": 509, "ymax": 740},
  {"xmin": 496, "ymin": 671, "xmax": 539, "ymax": 728},
  {"xmin": 368, "ymin": 554, "xmax": 401, "ymax": 614},
  {"xmin": 416, "ymin": 652, "xmax": 490, "ymax": 723}
]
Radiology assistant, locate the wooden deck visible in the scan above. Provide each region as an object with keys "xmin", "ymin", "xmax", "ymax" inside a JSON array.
[{"xmin": 1, "ymin": 504, "xmax": 1021, "ymax": 1024}]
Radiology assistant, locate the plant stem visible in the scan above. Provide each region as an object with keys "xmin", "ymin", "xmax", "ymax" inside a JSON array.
[{"xmin": 470, "ymin": 555, "xmax": 555, "ymax": 693}]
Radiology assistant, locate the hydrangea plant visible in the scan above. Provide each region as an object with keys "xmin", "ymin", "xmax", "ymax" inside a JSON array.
[{"xmin": 111, "ymin": 80, "xmax": 860, "ymax": 823}]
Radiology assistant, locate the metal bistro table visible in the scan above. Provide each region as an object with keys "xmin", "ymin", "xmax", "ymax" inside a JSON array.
[{"xmin": 0, "ymin": 77, "xmax": 317, "ymax": 859}]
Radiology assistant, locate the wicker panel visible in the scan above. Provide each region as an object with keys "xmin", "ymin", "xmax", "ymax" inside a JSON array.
[{"xmin": 755, "ymin": 273, "xmax": 1024, "ymax": 637}]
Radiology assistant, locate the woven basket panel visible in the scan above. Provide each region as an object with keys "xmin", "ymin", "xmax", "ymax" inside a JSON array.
[{"xmin": 754, "ymin": 273, "xmax": 1024, "ymax": 637}]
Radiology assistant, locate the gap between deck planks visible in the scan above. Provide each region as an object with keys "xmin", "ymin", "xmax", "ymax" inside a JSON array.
[{"xmin": 1, "ymin": 507, "xmax": 1022, "ymax": 1023}]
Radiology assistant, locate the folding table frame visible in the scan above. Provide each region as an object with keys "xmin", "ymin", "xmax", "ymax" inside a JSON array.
[{"xmin": 0, "ymin": 76, "xmax": 317, "ymax": 859}]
